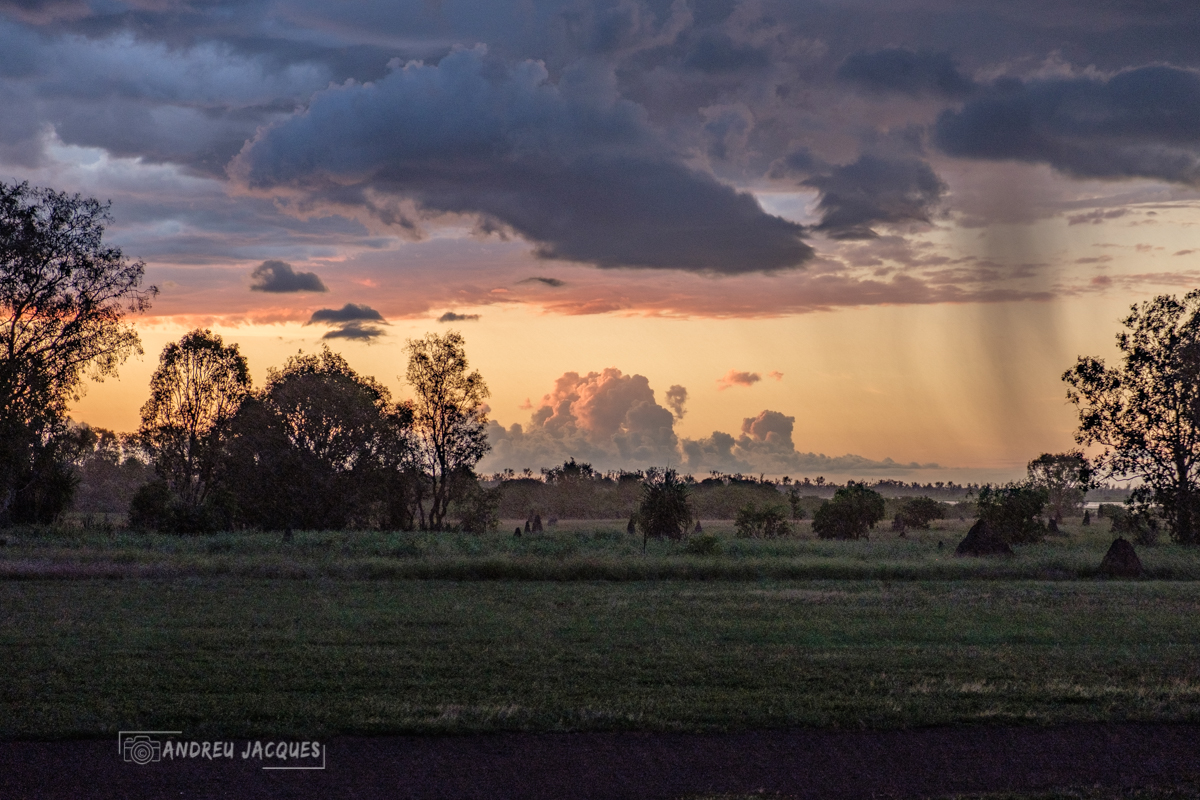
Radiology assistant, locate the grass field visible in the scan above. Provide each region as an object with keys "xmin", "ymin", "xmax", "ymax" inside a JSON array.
[
  {"xmin": 3, "ymin": 519, "xmax": 1199, "ymax": 742},
  {"xmin": 3, "ymin": 518, "xmax": 1199, "ymax": 581},
  {"xmin": 3, "ymin": 573, "xmax": 1200, "ymax": 739}
]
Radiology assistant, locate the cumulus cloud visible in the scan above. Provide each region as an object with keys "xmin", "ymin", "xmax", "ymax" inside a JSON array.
[
  {"xmin": 307, "ymin": 303, "xmax": 385, "ymax": 325},
  {"xmin": 665, "ymin": 384, "xmax": 688, "ymax": 420},
  {"xmin": 232, "ymin": 46, "xmax": 812, "ymax": 274},
  {"xmin": 438, "ymin": 311, "xmax": 480, "ymax": 322},
  {"xmin": 717, "ymin": 370, "xmax": 761, "ymax": 390},
  {"xmin": 936, "ymin": 66, "xmax": 1200, "ymax": 184},
  {"xmin": 837, "ymin": 48, "xmax": 976, "ymax": 97},
  {"xmin": 478, "ymin": 369, "xmax": 940, "ymax": 477},
  {"xmin": 681, "ymin": 410, "xmax": 939, "ymax": 476},
  {"xmin": 249, "ymin": 260, "xmax": 327, "ymax": 293},
  {"xmin": 480, "ymin": 368, "xmax": 679, "ymax": 472}
]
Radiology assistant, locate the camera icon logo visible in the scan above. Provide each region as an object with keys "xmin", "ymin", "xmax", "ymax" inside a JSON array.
[{"xmin": 121, "ymin": 734, "xmax": 164, "ymax": 765}]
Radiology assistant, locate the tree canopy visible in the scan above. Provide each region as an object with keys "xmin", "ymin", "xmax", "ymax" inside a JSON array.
[
  {"xmin": 0, "ymin": 182, "xmax": 153, "ymax": 522},
  {"xmin": 405, "ymin": 331, "xmax": 490, "ymax": 530},
  {"xmin": 1064, "ymin": 291, "xmax": 1200, "ymax": 544}
]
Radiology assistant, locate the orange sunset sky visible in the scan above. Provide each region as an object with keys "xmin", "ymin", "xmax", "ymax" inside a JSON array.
[{"xmin": 4, "ymin": 2, "xmax": 1200, "ymax": 483}]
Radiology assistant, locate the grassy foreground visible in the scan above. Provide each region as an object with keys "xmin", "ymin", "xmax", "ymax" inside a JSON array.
[
  {"xmin": 4, "ymin": 518, "xmax": 1200, "ymax": 581},
  {"xmin": 3, "ymin": 576, "xmax": 1200, "ymax": 739}
]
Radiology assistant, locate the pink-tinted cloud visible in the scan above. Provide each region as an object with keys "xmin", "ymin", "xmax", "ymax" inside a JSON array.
[
  {"xmin": 717, "ymin": 370, "xmax": 761, "ymax": 390},
  {"xmin": 768, "ymin": 371, "xmax": 784, "ymax": 381}
]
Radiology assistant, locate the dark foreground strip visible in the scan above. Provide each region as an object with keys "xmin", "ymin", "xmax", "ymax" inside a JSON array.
[{"xmin": 1, "ymin": 724, "xmax": 1197, "ymax": 800}]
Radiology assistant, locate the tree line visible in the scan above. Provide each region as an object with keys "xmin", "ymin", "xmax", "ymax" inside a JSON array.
[{"xmin": 3, "ymin": 181, "xmax": 1200, "ymax": 543}]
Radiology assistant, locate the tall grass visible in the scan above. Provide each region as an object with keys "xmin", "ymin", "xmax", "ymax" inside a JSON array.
[{"xmin": 2, "ymin": 518, "xmax": 1198, "ymax": 581}]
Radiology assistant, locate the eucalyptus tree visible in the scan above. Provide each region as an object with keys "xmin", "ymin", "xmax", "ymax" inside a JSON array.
[
  {"xmin": 139, "ymin": 329, "xmax": 251, "ymax": 511},
  {"xmin": 0, "ymin": 181, "xmax": 154, "ymax": 522},
  {"xmin": 1065, "ymin": 290, "xmax": 1200, "ymax": 544},
  {"xmin": 404, "ymin": 331, "xmax": 490, "ymax": 530}
]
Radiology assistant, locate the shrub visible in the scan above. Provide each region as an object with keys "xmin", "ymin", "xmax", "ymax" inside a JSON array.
[
  {"xmin": 683, "ymin": 533, "xmax": 722, "ymax": 556},
  {"xmin": 896, "ymin": 496, "xmax": 945, "ymax": 529},
  {"xmin": 812, "ymin": 482, "xmax": 885, "ymax": 540},
  {"xmin": 1109, "ymin": 505, "xmax": 1161, "ymax": 546},
  {"xmin": 456, "ymin": 482, "xmax": 501, "ymax": 534},
  {"xmin": 975, "ymin": 482, "xmax": 1048, "ymax": 544},
  {"xmin": 635, "ymin": 468, "xmax": 693, "ymax": 540},
  {"xmin": 734, "ymin": 503, "xmax": 792, "ymax": 538}
]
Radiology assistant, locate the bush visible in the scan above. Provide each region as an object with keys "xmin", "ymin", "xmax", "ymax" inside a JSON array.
[
  {"xmin": 896, "ymin": 496, "xmax": 945, "ymax": 529},
  {"xmin": 683, "ymin": 533, "xmax": 722, "ymax": 556},
  {"xmin": 635, "ymin": 469, "xmax": 693, "ymax": 540},
  {"xmin": 812, "ymin": 482, "xmax": 885, "ymax": 540},
  {"xmin": 456, "ymin": 482, "xmax": 501, "ymax": 534},
  {"xmin": 1109, "ymin": 505, "xmax": 1161, "ymax": 546},
  {"xmin": 734, "ymin": 503, "xmax": 792, "ymax": 538},
  {"xmin": 975, "ymin": 482, "xmax": 1048, "ymax": 544}
]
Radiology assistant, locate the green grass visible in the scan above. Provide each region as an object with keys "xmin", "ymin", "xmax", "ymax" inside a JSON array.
[
  {"xmin": 2, "ymin": 518, "xmax": 1198, "ymax": 581},
  {"xmin": 3, "ymin": 577, "xmax": 1200, "ymax": 740}
]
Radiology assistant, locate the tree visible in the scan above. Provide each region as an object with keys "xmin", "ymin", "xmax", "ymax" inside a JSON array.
[
  {"xmin": 635, "ymin": 467, "xmax": 693, "ymax": 544},
  {"xmin": 1063, "ymin": 291, "xmax": 1200, "ymax": 544},
  {"xmin": 224, "ymin": 346, "xmax": 411, "ymax": 531},
  {"xmin": 812, "ymin": 482, "xmax": 885, "ymax": 540},
  {"xmin": 404, "ymin": 331, "xmax": 490, "ymax": 530},
  {"xmin": 139, "ymin": 330, "xmax": 251, "ymax": 513},
  {"xmin": 975, "ymin": 482, "xmax": 1048, "ymax": 544},
  {"xmin": 734, "ymin": 502, "xmax": 791, "ymax": 538},
  {"xmin": 895, "ymin": 496, "xmax": 945, "ymax": 529},
  {"xmin": 1026, "ymin": 452, "xmax": 1091, "ymax": 523},
  {"xmin": 0, "ymin": 182, "xmax": 154, "ymax": 523}
]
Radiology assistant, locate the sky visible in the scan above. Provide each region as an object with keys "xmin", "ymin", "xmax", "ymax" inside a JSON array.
[{"xmin": 4, "ymin": 0, "xmax": 1200, "ymax": 482}]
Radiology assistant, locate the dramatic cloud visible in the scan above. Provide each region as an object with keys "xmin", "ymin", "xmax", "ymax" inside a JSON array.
[
  {"xmin": 665, "ymin": 384, "xmax": 688, "ymax": 420},
  {"xmin": 936, "ymin": 66, "xmax": 1200, "ymax": 184},
  {"xmin": 249, "ymin": 260, "xmax": 327, "ymax": 293},
  {"xmin": 837, "ymin": 48, "xmax": 975, "ymax": 97},
  {"xmin": 717, "ymin": 370, "xmax": 761, "ymax": 390},
  {"xmin": 479, "ymin": 368, "xmax": 939, "ymax": 476},
  {"xmin": 482, "ymin": 368, "xmax": 679, "ymax": 472},
  {"xmin": 804, "ymin": 156, "xmax": 947, "ymax": 240},
  {"xmin": 438, "ymin": 311, "xmax": 480, "ymax": 322},
  {"xmin": 233, "ymin": 46, "xmax": 812, "ymax": 274},
  {"xmin": 307, "ymin": 304, "xmax": 385, "ymax": 325}
]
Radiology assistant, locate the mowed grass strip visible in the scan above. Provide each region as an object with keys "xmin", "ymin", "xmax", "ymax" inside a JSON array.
[{"xmin": 2, "ymin": 579, "xmax": 1200, "ymax": 739}]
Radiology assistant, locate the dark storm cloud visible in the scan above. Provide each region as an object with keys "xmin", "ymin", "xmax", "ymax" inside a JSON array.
[
  {"xmin": 837, "ymin": 48, "xmax": 975, "ymax": 97},
  {"xmin": 936, "ymin": 66, "xmax": 1200, "ymax": 184},
  {"xmin": 233, "ymin": 46, "xmax": 812, "ymax": 274},
  {"xmin": 320, "ymin": 321, "xmax": 385, "ymax": 341},
  {"xmin": 519, "ymin": 276, "xmax": 565, "ymax": 287},
  {"xmin": 682, "ymin": 32, "xmax": 770, "ymax": 74},
  {"xmin": 438, "ymin": 311, "xmax": 480, "ymax": 322},
  {"xmin": 306, "ymin": 303, "xmax": 385, "ymax": 324},
  {"xmin": 249, "ymin": 260, "xmax": 326, "ymax": 292},
  {"xmin": 804, "ymin": 156, "xmax": 947, "ymax": 240}
]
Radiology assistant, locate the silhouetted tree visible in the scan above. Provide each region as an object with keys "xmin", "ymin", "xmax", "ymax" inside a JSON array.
[
  {"xmin": 635, "ymin": 468, "xmax": 693, "ymax": 544},
  {"xmin": 1064, "ymin": 291, "xmax": 1200, "ymax": 544},
  {"xmin": 138, "ymin": 330, "xmax": 250, "ymax": 527},
  {"xmin": 405, "ymin": 331, "xmax": 490, "ymax": 530},
  {"xmin": 812, "ymin": 482, "xmax": 885, "ymax": 540},
  {"xmin": 0, "ymin": 182, "xmax": 154, "ymax": 523},
  {"xmin": 1026, "ymin": 451, "xmax": 1091, "ymax": 523},
  {"xmin": 224, "ymin": 347, "xmax": 410, "ymax": 530}
]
